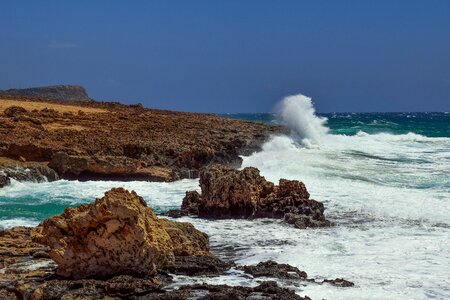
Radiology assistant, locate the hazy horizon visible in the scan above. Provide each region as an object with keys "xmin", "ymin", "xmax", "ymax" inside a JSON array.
[{"xmin": 1, "ymin": 1, "xmax": 449, "ymax": 113}]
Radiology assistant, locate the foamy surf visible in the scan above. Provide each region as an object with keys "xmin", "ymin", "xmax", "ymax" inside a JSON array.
[
  {"xmin": 236, "ymin": 94, "xmax": 450, "ymax": 299},
  {"xmin": 0, "ymin": 95, "xmax": 449, "ymax": 299}
]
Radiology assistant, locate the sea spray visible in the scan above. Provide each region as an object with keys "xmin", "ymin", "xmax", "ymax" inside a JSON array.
[{"xmin": 277, "ymin": 94, "xmax": 329, "ymax": 146}]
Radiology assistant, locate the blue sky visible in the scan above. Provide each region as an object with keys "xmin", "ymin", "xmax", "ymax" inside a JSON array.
[{"xmin": 1, "ymin": 1, "xmax": 449, "ymax": 113}]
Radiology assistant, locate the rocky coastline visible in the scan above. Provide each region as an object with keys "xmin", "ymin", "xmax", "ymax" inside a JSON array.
[
  {"xmin": 0, "ymin": 188, "xmax": 352, "ymax": 299},
  {"xmin": 0, "ymin": 94, "xmax": 282, "ymax": 186},
  {"xmin": 0, "ymin": 92, "xmax": 352, "ymax": 299}
]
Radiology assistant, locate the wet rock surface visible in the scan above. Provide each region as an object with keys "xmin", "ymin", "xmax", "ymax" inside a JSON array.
[
  {"xmin": 0, "ymin": 173, "xmax": 10, "ymax": 187},
  {"xmin": 239, "ymin": 260, "xmax": 307, "ymax": 279},
  {"xmin": 0, "ymin": 165, "xmax": 58, "ymax": 187},
  {"xmin": 162, "ymin": 255, "xmax": 233, "ymax": 276},
  {"xmin": 0, "ymin": 96, "xmax": 281, "ymax": 181},
  {"xmin": 133, "ymin": 281, "xmax": 311, "ymax": 300},
  {"xmin": 323, "ymin": 278, "xmax": 355, "ymax": 287},
  {"xmin": 240, "ymin": 261, "xmax": 354, "ymax": 289},
  {"xmin": 179, "ymin": 165, "xmax": 330, "ymax": 228}
]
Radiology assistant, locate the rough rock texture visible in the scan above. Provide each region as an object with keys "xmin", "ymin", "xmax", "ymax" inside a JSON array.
[
  {"xmin": 159, "ymin": 219, "xmax": 211, "ymax": 257},
  {"xmin": 240, "ymin": 261, "xmax": 354, "ymax": 289},
  {"xmin": 239, "ymin": 260, "xmax": 307, "ymax": 279},
  {"xmin": 180, "ymin": 165, "xmax": 330, "ymax": 228},
  {"xmin": 0, "ymin": 164, "xmax": 58, "ymax": 188},
  {"xmin": 162, "ymin": 255, "xmax": 233, "ymax": 276},
  {"xmin": 4, "ymin": 105, "xmax": 27, "ymax": 117},
  {"xmin": 31, "ymin": 188, "xmax": 212, "ymax": 279},
  {"xmin": 323, "ymin": 278, "xmax": 355, "ymax": 287},
  {"xmin": 0, "ymin": 96, "xmax": 281, "ymax": 182},
  {"xmin": 0, "ymin": 227, "xmax": 55, "ymax": 299},
  {"xmin": 0, "ymin": 225, "xmax": 228, "ymax": 299},
  {"xmin": 0, "ymin": 173, "xmax": 10, "ymax": 187},
  {"xmin": 133, "ymin": 281, "xmax": 311, "ymax": 300},
  {"xmin": 0, "ymin": 85, "xmax": 92, "ymax": 102},
  {"xmin": 32, "ymin": 275, "xmax": 161, "ymax": 300},
  {"xmin": 4, "ymin": 279, "xmax": 308, "ymax": 300}
]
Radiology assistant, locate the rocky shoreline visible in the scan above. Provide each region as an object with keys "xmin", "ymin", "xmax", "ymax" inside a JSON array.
[
  {"xmin": 0, "ymin": 187, "xmax": 352, "ymax": 299},
  {"xmin": 0, "ymin": 95, "xmax": 282, "ymax": 186},
  {"xmin": 0, "ymin": 93, "xmax": 352, "ymax": 299}
]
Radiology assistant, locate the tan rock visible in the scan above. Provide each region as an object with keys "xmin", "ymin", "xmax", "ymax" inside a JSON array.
[
  {"xmin": 31, "ymin": 188, "xmax": 175, "ymax": 279},
  {"xmin": 159, "ymin": 219, "xmax": 210, "ymax": 257}
]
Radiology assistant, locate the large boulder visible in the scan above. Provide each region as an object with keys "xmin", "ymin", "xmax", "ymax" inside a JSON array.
[
  {"xmin": 181, "ymin": 165, "xmax": 330, "ymax": 228},
  {"xmin": 31, "ymin": 188, "xmax": 211, "ymax": 279}
]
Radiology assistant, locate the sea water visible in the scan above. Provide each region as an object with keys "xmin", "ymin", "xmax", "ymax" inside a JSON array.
[{"xmin": 1, "ymin": 94, "xmax": 449, "ymax": 299}]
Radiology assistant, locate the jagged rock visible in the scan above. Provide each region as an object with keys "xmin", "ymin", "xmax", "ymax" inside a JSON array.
[
  {"xmin": 0, "ymin": 174, "xmax": 10, "ymax": 188},
  {"xmin": 159, "ymin": 219, "xmax": 210, "ymax": 257},
  {"xmin": 0, "ymin": 165, "xmax": 58, "ymax": 183},
  {"xmin": 181, "ymin": 165, "xmax": 330, "ymax": 228},
  {"xmin": 31, "ymin": 275, "xmax": 161, "ymax": 300},
  {"xmin": 0, "ymin": 227, "xmax": 54, "ymax": 294},
  {"xmin": 31, "ymin": 188, "xmax": 212, "ymax": 279},
  {"xmin": 132, "ymin": 281, "xmax": 311, "ymax": 300},
  {"xmin": 239, "ymin": 261, "xmax": 355, "ymax": 289},
  {"xmin": 323, "ymin": 278, "xmax": 355, "ymax": 287},
  {"xmin": 239, "ymin": 260, "xmax": 307, "ymax": 279},
  {"xmin": 0, "ymin": 227, "xmax": 49, "ymax": 257},
  {"xmin": 162, "ymin": 256, "xmax": 233, "ymax": 276}
]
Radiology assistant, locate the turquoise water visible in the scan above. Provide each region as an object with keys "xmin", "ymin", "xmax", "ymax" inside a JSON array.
[
  {"xmin": 222, "ymin": 112, "xmax": 450, "ymax": 137},
  {"xmin": 1, "ymin": 112, "xmax": 449, "ymax": 227}
]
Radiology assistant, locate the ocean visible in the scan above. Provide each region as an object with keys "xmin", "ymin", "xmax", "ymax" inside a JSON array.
[{"xmin": 1, "ymin": 95, "xmax": 449, "ymax": 299}]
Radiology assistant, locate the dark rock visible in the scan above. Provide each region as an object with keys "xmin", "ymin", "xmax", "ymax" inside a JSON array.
[
  {"xmin": 239, "ymin": 260, "xmax": 307, "ymax": 279},
  {"xmin": 33, "ymin": 275, "xmax": 161, "ymax": 299},
  {"xmin": 162, "ymin": 255, "xmax": 233, "ymax": 276},
  {"xmin": 181, "ymin": 190, "xmax": 202, "ymax": 215},
  {"xmin": 0, "ymin": 174, "xmax": 10, "ymax": 188},
  {"xmin": 162, "ymin": 209, "xmax": 189, "ymax": 218},
  {"xmin": 323, "ymin": 278, "xmax": 355, "ymax": 287},
  {"xmin": 182, "ymin": 165, "xmax": 330, "ymax": 228},
  {"xmin": 132, "ymin": 281, "xmax": 310, "ymax": 300},
  {"xmin": 0, "ymin": 165, "xmax": 59, "ymax": 183}
]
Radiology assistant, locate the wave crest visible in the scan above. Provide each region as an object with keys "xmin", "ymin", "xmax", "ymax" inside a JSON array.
[{"xmin": 277, "ymin": 94, "xmax": 329, "ymax": 145}]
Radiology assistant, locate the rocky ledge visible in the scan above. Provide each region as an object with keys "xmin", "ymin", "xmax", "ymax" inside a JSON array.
[
  {"xmin": 167, "ymin": 165, "xmax": 330, "ymax": 229},
  {"xmin": 0, "ymin": 96, "xmax": 281, "ymax": 185}
]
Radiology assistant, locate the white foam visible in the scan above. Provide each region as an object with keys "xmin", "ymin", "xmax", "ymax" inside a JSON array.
[
  {"xmin": 277, "ymin": 94, "xmax": 329, "ymax": 145},
  {"xmin": 0, "ymin": 218, "xmax": 39, "ymax": 229},
  {"xmin": 0, "ymin": 178, "xmax": 199, "ymax": 209}
]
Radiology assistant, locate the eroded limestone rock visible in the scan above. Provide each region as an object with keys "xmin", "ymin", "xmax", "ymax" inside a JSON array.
[
  {"xmin": 180, "ymin": 165, "xmax": 330, "ymax": 228},
  {"xmin": 31, "ymin": 188, "xmax": 211, "ymax": 279}
]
